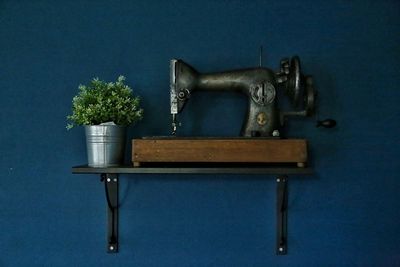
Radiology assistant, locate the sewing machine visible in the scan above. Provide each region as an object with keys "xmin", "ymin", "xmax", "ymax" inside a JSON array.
[
  {"xmin": 132, "ymin": 55, "xmax": 335, "ymax": 167},
  {"xmin": 170, "ymin": 56, "xmax": 325, "ymax": 137}
]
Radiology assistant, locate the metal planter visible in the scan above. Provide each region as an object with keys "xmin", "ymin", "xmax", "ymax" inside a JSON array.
[{"xmin": 85, "ymin": 125, "xmax": 126, "ymax": 167}]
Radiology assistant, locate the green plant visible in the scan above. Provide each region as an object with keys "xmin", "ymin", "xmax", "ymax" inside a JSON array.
[{"xmin": 67, "ymin": 76, "xmax": 143, "ymax": 129}]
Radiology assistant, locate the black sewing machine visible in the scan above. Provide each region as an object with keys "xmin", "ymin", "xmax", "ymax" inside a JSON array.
[
  {"xmin": 132, "ymin": 55, "xmax": 335, "ymax": 167},
  {"xmin": 170, "ymin": 56, "xmax": 335, "ymax": 137}
]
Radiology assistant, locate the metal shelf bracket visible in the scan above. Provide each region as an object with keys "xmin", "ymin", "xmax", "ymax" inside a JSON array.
[
  {"xmin": 101, "ymin": 173, "xmax": 119, "ymax": 253},
  {"xmin": 276, "ymin": 175, "xmax": 288, "ymax": 255}
]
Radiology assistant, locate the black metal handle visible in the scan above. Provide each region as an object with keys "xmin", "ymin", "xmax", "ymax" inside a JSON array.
[{"xmin": 316, "ymin": 119, "xmax": 336, "ymax": 128}]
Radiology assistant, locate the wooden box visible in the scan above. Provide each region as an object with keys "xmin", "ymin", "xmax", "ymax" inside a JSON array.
[{"xmin": 132, "ymin": 138, "xmax": 307, "ymax": 167}]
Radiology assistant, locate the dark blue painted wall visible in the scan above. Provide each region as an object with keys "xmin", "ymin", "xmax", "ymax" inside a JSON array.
[{"xmin": 1, "ymin": 1, "xmax": 399, "ymax": 266}]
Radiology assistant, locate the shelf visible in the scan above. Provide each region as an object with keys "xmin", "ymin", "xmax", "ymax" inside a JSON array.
[
  {"xmin": 72, "ymin": 164, "xmax": 313, "ymax": 255},
  {"xmin": 72, "ymin": 165, "xmax": 313, "ymax": 175}
]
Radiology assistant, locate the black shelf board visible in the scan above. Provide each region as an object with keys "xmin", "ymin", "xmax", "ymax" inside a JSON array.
[{"xmin": 72, "ymin": 165, "xmax": 313, "ymax": 175}]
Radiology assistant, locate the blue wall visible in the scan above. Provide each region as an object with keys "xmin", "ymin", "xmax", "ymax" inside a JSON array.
[{"xmin": 1, "ymin": 1, "xmax": 399, "ymax": 266}]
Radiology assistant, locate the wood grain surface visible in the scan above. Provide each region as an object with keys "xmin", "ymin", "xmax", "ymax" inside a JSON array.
[{"xmin": 132, "ymin": 138, "xmax": 307, "ymax": 165}]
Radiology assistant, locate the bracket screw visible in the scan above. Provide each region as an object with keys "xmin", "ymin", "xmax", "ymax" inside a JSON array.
[
  {"xmin": 109, "ymin": 245, "xmax": 114, "ymax": 251},
  {"xmin": 107, "ymin": 178, "xmax": 111, "ymax": 182},
  {"xmin": 113, "ymin": 178, "xmax": 117, "ymax": 182},
  {"xmin": 277, "ymin": 178, "xmax": 280, "ymax": 182},
  {"xmin": 279, "ymin": 247, "xmax": 284, "ymax": 252}
]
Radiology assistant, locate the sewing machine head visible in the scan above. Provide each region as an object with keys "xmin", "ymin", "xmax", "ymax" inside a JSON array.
[{"xmin": 170, "ymin": 56, "xmax": 329, "ymax": 137}]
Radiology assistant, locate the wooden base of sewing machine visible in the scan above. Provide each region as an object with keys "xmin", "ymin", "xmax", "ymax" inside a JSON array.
[{"xmin": 132, "ymin": 137, "xmax": 307, "ymax": 167}]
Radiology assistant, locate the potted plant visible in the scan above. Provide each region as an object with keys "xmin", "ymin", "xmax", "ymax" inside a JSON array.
[{"xmin": 67, "ymin": 76, "xmax": 143, "ymax": 167}]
